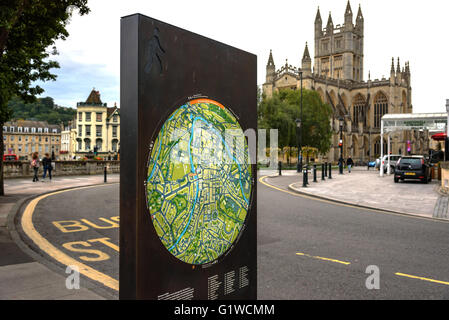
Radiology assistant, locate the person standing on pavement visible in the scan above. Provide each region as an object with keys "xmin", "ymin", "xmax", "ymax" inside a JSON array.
[
  {"xmin": 31, "ymin": 152, "xmax": 40, "ymax": 182},
  {"xmin": 42, "ymin": 153, "xmax": 52, "ymax": 181},
  {"xmin": 347, "ymin": 156, "xmax": 354, "ymax": 173}
]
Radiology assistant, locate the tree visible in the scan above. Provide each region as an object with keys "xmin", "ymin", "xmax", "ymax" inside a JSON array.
[
  {"xmin": 258, "ymin": 89, "xmax": 333, "ymax": 155},
  {"xmin": 0, "ymin": 0, "xmax": 89, "ymax": 195}
]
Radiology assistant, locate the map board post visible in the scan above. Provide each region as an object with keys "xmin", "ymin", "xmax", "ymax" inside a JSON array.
[{"xmin": 120, "ymin": 14, "xmax": 257, "ymax": 300}]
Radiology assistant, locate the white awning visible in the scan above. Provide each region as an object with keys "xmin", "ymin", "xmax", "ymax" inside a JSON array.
[{"xmin": 382, "ymin": 113, "xmax": 447, "ymax": 133}]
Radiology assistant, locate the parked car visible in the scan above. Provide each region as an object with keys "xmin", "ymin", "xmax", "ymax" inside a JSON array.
[
  {"xmin": 377, "ymin": 154, "xmax": 402, "ymax": 173},
  {"xmin": 3, "ymin": 154, "xmax": 18, "ymax": 161},
  {"xmin": 394, "ymin": 156, "xmax": 432, "ymax": 183}
]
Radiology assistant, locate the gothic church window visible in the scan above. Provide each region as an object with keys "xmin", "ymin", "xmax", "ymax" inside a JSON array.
[
  {"xmin": 374, "ymin": 92, "xmax": 388, "ymax": 128},
  {"xmin": 353, "ymin": 94, "xmax": 366, "ymax": 126}
]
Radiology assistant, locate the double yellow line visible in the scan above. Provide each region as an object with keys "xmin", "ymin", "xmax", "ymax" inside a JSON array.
[
  {"xmin": 21, "ymin": 185, "xmax": 119, "ymax": 291},
  {"xmin": 261, "ymin": 175, "xmax": 449, "ymax": 288}
]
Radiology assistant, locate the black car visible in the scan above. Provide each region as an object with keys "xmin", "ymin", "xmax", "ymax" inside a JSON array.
[{"xmin": 394, "ymin": 156, "xmax": 432, "ymax": 183}]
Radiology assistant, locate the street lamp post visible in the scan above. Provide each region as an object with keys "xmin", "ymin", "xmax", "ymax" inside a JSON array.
[
  {"xmin": 339, "ymin": 116, "xmax": 344, "ymax": 174},
  {"xmin": 296, "ymin": 118, "xmax": 301, "ymax": 172},
  {"xmin": 297, "ymin": 70, "xmax": 303, "ymax": 172}
]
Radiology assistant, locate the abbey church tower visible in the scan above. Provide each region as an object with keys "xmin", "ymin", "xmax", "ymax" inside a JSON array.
[
  {"xmin": 314, "ymin": 2, "xmax": 364, "ymax": 81},
  {"xmin": 262, "ymin": 1, "xmax": 426, "ymax": 162}
]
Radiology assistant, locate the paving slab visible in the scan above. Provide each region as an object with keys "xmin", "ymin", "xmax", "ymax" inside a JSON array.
[
  {"xmin": 263, "ymin": 168, "xmax": 443, "ymax": 219},
  {"xmin": 0, "ymin": 262, "xmax": 104, "ymax": 300}
]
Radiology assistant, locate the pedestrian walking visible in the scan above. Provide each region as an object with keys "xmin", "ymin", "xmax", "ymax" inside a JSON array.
[
  {"xmin": 42, "ymin": 153, "xmax": 53, "ymax": 181},
  {"xmin": 31, "ymin": 152, "xmax": 40, "ymax": 182},
  {"xmin": 347, "ymin": 156, "xmax": 354, "ymax": 173}
]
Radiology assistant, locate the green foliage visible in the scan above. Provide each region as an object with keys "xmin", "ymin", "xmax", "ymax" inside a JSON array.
[
  {"xmin": 258, "ymin": 89, "xmax": 333, "ymax": 154},
  {"xmin": 7, "ymin": 95, "xmax": 76, "ymax": 125},
  {"xmin": 0, "ymin": 0, "xmax": 90, "ymax": 124},
  {"xmin": 0, "ymin": 0, "xmax": 89, "ymax": 195}
]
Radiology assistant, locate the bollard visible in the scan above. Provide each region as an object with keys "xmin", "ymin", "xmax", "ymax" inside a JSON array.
[
  {"xmin": 104, "ymin": 166, "xmax": 107, "ymax": 183},
  {"xmin": 328, "ymin": 163, "xmax": 332, "ymax": 179},
  {"xmin": 339, "ymin": 159, "xmax": 343, "ymax": 175},
  {"xmin": 313, "ymin": 165, "xmax": 317, "ymax": 182},
  {"xmin": 305, "ymin": 165, "xmax": 309, "ymax": 185},
  {"xmin": 278, "ymin": 161, "xmax": 282, "ymax": 176},
  {"xmin": 324, "ymin": 162, "xmax": 328, "ymax": 177},
  {"xmin": 321, "ymin": 163, "xmax": 325, "ymax": 181},
  {"xmin": 302, "ymin": 166, "xmax": 307, "ymax": 188}
]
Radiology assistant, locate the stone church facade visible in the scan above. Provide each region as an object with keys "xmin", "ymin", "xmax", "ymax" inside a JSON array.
[{"xmin": 262, "ymin": 1, "xmax": 429, "ymax": 163}]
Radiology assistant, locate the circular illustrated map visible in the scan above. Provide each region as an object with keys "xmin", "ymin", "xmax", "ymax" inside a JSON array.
[{"xmin": 146, "ymin": 98, "xmax": 252, "ymax": 265}]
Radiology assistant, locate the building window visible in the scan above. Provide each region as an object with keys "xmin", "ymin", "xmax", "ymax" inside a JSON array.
[
  {"xmin": 85, "ymin": 112, "xmax": 91, "ymax": 122},
  {"xmin": 10, "ymin": 136, "xmax": 14, "ymax": 142},
  {"xmin": 96, "ymin": 125, "xmax": 102, "ymax": 137},
  {"xmin": 25, "ymin": 145, "xmax": 29, "ymax": 153},
  {"xmin": 52, "ymin": 129, "xmax": 58, "ymax": 133},
  {"xmin": 96, "ymin": 113, "xmax": 102, "ymax": 122},
  {"xmin": 78, "ymin": 125, "xmax": 82, "ymax": 137},
  {"xmin": 112, "ymin": 139, "xmax": 118, "ymax": 152},
  {"xmin": 18, "ymin": 136, "xmax": 22, "ymax": 142},
  {"xmin": 44, "ymin": 128, "xmax": 49, "ymax": 133},
  {"xmin": 112, "ymin": 125, "xmax": 117, "ymax": 138},
  {"xmin": 374, "ymin": 139, "xmax": 387, "ymax": 158},
  {"xmin": 10, "ymin": 127, "xmax": 14, "ymax": 133},
  {"xmin": 24, "ymin": 127, "xmax": 29, "ymax": 133},
  {"xmin": 374, "ymin": 92, "xmax": 388, "ymax": 128},
  {"xmin": 335, "ymin": 38, "xmax": 342, "ymax": 49},
  {"xmin": 31, "ymin": 127, "xmax": 36, "ymax": 133},
  {"xmin": 38, "ymin": 128, "xmax": 42, "ymax": 133},
  {"xmin": 78, "ymin": 112, "xmax": 82, "ymax": 121},
  {"xmin": 18, "ymin": 127, "xmax": 23, "ymax": 133},
  {"xmin": 113, "ymin": 115, "xmax": 118, "ymax": 123},
  {"xmin": 18, "ymin": 145, "xmax": 22, "ymax": 152},
  {"xmin": 45, "ymin": 137, "xmax": 48, "ymax": 142},
  {"xmin": 96, "ymin": 138, "xmax": 102, "ymax": 151},
  {"xmin": 84, "ymin": 139, "xmax": 91, "ymax": 151},
  {"xmin": 45, "ymin": 145, "xmax": 49, "ymax": 152},
  {"xmin": 85, "ymin": 125, "xmax": 91, "ymax": 136},
  {"xmin": 77, "ymin": 140, "xmax": 82, "ymax": 151},
  {"xmin": 3, "ymin": 126, "xmax": 6, "ymax": 132},
  {"xmin": 353, "ymin": 94, "xmax": 366, "ymax": 126}
]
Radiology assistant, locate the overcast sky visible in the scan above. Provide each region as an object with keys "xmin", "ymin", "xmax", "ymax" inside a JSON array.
[{"xmin": 37, "ymin": 0, "xmax": 449, "ymax": 114}]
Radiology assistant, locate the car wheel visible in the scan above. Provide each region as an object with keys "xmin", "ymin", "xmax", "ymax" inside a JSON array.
[{"xmin": 422, "ymin": 178, "xmax": 428, "ymax": 184}]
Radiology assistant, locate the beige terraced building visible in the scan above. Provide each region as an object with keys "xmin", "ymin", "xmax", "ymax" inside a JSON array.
[
  {"xmin": 263, "ymin": 1, "xmax": 429, "ymax": 163},
  {"xmin": 3, "ymin": 120, "xmax": 62, "ymax": 160},
  {"xmin": 73, "ymin": 89, "xmax": 120, "ymax": 159}
]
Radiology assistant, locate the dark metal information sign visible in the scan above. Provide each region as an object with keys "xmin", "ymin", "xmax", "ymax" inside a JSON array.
[{"xmin": 120, "ymin": 14, "xmax": 257, "ymax": 300}]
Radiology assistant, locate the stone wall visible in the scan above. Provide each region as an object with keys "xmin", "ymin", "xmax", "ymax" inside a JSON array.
[{"xmin": 3, "ymin": 160, "xmax": 120, "ymax": 178}]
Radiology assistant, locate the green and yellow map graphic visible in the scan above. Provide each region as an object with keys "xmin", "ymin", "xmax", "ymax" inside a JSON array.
[{"xmin": 146, "ymin": 98, "xmax": 252, "ymax": 265}]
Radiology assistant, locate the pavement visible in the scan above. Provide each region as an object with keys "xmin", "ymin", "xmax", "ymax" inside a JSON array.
[
  {"xmin": 0, "ymin": 173, "xmax": 119, "ymax": 300},
  {"xmin": 260, "ymin": 166, "xmax": 445, "ymax": 220}
]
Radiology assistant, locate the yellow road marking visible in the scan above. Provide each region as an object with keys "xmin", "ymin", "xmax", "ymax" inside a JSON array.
[
  {"xmin": 296, "ymin": 252, "xmax": 351, "ymax": 265},
  {"xmin": 21, "ymin": 184, "xmax": 119, "ymax": 291},
  {"xmin": 259, "ymin": 175, "xmax": 449, "ymax": 224},
  {"xmin": 395, "ymin": 273, "xmax": 449, "ymax": 286}
]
